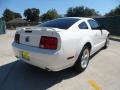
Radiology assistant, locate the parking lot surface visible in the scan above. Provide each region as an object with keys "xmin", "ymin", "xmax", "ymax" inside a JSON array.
[{"xmin": 0, "ymin": 30, "xmax": 120, "ymax": 90}]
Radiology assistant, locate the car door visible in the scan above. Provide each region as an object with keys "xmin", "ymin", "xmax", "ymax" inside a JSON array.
[{"xmin": 88, "ymin": 20, "xmax": 103, "ymax": 47}]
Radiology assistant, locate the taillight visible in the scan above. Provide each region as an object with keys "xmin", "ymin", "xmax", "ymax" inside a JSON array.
[
  {"xmin": 40, "ymin": 36, "xmax": 58, "ymax": 50},
  {"xmin": 14, "ymin": 34, "xmax": 20, "ymax": 43}
]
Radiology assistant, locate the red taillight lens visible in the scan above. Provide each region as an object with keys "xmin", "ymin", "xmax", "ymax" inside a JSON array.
[
  {"xmin": 40, "ymin": 36, "xmax": 58, "ymax": 50},
  {"xmin": 15, "ymin": 34, "xmax": 20, "ymax": 43}
]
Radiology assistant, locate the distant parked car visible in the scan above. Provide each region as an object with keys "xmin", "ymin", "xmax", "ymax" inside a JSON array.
[{"xmin": 12, "ymin": 17, "xmax": 109, "ymax": 72}]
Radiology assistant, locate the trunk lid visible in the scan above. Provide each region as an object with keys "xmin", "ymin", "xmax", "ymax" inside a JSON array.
[{"xmin": 17, "ymin": 26, "xmax": 62, "ymax": 48}]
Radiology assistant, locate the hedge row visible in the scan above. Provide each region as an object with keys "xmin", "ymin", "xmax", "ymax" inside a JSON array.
[{"xmin": 95, "ymin": 16, "xmax": 120, "ymax": 36}]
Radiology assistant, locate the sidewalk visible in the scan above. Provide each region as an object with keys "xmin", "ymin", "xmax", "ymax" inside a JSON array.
[{"xmin": 110, "ymin": 35, "xmax": 120, "ymax": 42}]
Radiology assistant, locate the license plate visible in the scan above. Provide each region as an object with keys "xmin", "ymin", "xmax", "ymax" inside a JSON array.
[{"xmin": 21, "ymin": 51, "xmax": 30, "ymax": 60}]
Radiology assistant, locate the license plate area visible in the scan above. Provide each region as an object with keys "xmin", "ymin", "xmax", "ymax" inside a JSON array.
[{"xmin": 21, "ymin": 51, "xmax": 30, "ymax": 60}]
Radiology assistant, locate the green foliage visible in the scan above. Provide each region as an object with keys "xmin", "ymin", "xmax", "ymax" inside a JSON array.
[
  {"xmin": 14, "ymin": 13, "xmax": 22, "ymax": 18},
  {"xmin": 66, "ymin": 6, "xmax": 100, "ymax": 17},
  {"xmin": 3, "ymin": 9, "xmax": 22, "ymax": 22},
  {"xmin": 3, "ymin": 9, "xmax": 14, "ymax": 22},
  {"xmin": 41, "ymin": 9, "xmax": 60, "ymax": 21},
  {"xmin": 95, "ymin": 16, "xmax": 120, "ymax": 36},
  {"xmin": 24, "ymin": 8, "xmax": 40, "ymax": 22},
  {"xmin": 105, "ymin": 5, "xmax": 120, "ymax": 16}
]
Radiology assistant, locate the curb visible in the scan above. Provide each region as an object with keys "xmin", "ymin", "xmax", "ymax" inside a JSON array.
[{"xmin": 110, "ymin": 36, "xmax": 120, "ymax": 42}]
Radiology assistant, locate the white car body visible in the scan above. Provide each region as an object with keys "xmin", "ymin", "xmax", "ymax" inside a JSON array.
[{"xmin": 12, "ymin": 17, "xmax": 109, "ymax": 71}]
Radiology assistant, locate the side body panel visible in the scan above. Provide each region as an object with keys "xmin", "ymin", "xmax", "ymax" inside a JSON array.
[{"xmin": 59, "ymin": 18, "xmax": 109, "ymax": 66}]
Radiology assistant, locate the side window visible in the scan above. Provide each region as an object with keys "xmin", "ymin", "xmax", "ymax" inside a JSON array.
[
  {"xmin": 88, "ymin": 20, "xmax": 99, "ymax": 29},
  {"xmin": 78, "ymin": 22, "xmax": 88, "ymax": 29}
]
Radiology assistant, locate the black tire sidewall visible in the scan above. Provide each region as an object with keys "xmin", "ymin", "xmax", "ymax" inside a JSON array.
[
  {"xmin": 74, "ymin": 46, "xmax": 90, "ymax": 72},
  {"xmin": 104, "ymin": 36, "xmax": 109, "ymax": 49}
]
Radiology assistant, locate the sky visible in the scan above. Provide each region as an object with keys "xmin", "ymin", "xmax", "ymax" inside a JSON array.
[{"xmin": 0, "ymin": 0, "xmax": 120, "ymax": 17}]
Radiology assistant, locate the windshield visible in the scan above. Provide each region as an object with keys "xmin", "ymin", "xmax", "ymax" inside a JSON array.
[{"xmin": 39, "ymin": 18, "xmax": 80, "ymax": 29}]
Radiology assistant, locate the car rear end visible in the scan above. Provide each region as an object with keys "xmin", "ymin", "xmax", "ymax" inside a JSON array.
[{"xmin": 12, "ymin": 27, "xmax": 68, "ymax": 71}]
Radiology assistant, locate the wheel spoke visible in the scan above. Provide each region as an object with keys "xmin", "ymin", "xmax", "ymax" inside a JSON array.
[{"xmin": 81, "ymin": 48, "xmax": 89, "ymax": 69}]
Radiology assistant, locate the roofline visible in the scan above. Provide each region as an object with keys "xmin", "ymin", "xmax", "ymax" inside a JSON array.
[{"xmin": 61, "ymin": 17, "xmax": 93, "ymax": 20}]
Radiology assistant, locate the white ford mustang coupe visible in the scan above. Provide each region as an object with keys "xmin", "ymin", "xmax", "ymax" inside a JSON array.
[{"xmin": 12, "ymin": 17, "xmax": 109, "ymax": 72}]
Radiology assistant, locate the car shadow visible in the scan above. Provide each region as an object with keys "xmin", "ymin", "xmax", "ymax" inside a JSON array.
[
  {"xmin": 0, "ymin": 48, "xmax": 103, "ymax": 90},
  {"xmin": 0, "ymin": 60, "xmax": 79, "ymax": 90},
  {"xmin": 89, "ymin": 47, "xmax": 107, "ymax": 61},
  {"xmin": 90, "ymin": 48, "xmax": 103, "ymax": 60}
]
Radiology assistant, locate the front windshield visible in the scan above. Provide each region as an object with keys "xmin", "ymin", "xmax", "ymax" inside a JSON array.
[{"xmin": 39, "ymin": 18, "xmax": 80, "ymax": 29}]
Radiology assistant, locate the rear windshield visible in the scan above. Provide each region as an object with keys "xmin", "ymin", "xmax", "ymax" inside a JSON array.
[{"xmin": 39, "ymin": 18, "xmax": 80, "ymax": 29}]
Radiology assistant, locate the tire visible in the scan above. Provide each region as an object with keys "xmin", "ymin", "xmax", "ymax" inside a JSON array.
[
  {"xmin": 103, "ymin": 36, "xmax": 109, "ymax": 49},
  {"xmin": 73, "ymin": 46, "xmax": 90, "ymax": 73}
]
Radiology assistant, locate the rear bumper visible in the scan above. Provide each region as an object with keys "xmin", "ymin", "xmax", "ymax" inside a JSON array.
[{"xmin": 12, "ymin": 42, "xmax": 70, "ymax": 71}]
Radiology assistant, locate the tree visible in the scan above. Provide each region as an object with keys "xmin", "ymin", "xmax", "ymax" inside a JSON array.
[
  {"xmin": 3, "ymin": 9, "xmax": 14, "ymax": 22},
  {"xmin": 66, "ymin": 6, "xmax": 100, "ymax": 17},
  {"xmin": 105, "ymin": 5, "xmax": 120, "ymax": 16},
  {"xmin": 24, "ymin": 8, "xmax": 40, "ymax": 22},
  {"xmin": 14, "ymin": 13, "xmax": 22, "ymax": 18},
  {"xmin": 3, "ymin": 9, "xmax": 22, "ymax": 22},
  {"xmin": 41, "ymin": 9, "xmax": 60, "ymax": 21}
]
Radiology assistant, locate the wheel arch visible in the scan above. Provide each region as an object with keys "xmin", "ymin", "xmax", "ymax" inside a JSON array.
[
  {"xmin": 74, "ymin": 40, "xmax": 92, "ymax": 64},
  {"xmin": 84, "ymin": 42, "xmax": 92, "ymax": 52},
  {"xmin": 73, "ymin": 41, "xmax": 92, "ymax": 72}
]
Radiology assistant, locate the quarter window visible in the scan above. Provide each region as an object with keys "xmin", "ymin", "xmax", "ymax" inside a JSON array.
[
  {"xmin": 79, "ymin": 22, "xmax": 88, "ymax": 29},
  {"xmin": 88, "ymin": 20, "xmax": 99, "ymax": 29}
]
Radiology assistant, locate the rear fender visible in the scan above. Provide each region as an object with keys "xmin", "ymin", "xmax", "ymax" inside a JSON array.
[{"xmin": 74, "ymin": 38, "xmax": 93, "ymax": 63}]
